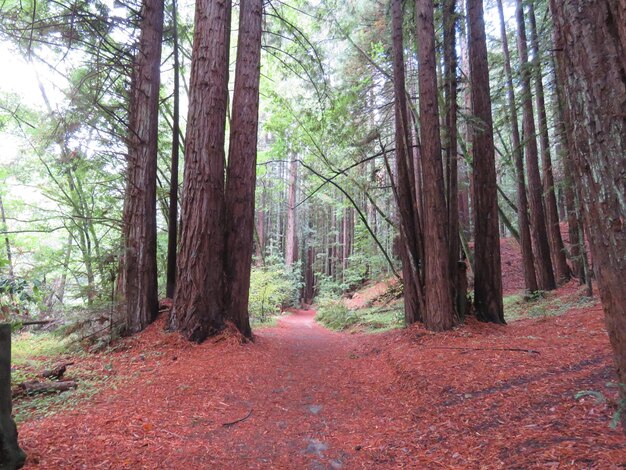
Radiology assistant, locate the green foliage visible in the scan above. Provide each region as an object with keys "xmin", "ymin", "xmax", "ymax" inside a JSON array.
[
  {"xmin": 316, "ymin": 298, "xmax": 403, "ymax": 333},
  {"xmin": 503, "ymin": 288, "xmax": 595, "ymax": 322},
  {"xmin": 0, "ymin": 276, "xmax": 45, "ymax": 319},
  {"xmin": 249, "ymin": 260, "xmax": 302, "ymax": 324}
]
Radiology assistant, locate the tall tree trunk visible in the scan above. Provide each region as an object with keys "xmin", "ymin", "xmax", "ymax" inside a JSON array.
[
  {"xmin": 171, "ymin": 0, "xmax": 231, "ymax": 342},
  {"xmin": 467, "ymin": 0, "xmax": 504, "ymax": 323},
  {"xmin": 284, "ymin": 155, "xmax": 298, "ymax": 266},
  {"xmin": 123, "ymin": 0, "xmax": 164, "ymax": 333},
  {"xmin": 224, "ymin": 0, "xmax": 263, "ymax": 339},
  {"xmin": 496, "ymin": 0, "xmax": 538, "ymax": 293},
  {"xmin": 515, "ymin": 0, "xmax": 556, "ymax": 291},
  {"xmin": 417, "ymin": 0, "xmax": 456, "ymax": 330},
  {"xmin": 443, "ymin": 0, "xmax": 464, "ymax": 313},
  {"xmin": 527, "ymin": 1, "xmax": 571, "ymax": 284},
  {"xmin": 166, "ymin": 0, "xmax": 181, "ymax": 299},
  {"xmin": 550, "ymin": 0, "xmax": 626, "ymax": 432},
  {"xmin": 552, "ymin": 55, "xmax": 585, "ymax": 282},
  {"xmin": 391, "ymin": 0, "xmax": 424, "ymax": 325}
]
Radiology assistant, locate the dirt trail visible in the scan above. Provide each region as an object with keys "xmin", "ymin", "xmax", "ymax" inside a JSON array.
[
  {"xmin": 20, "ymin": 301, "xmax": 624, "ymax": 468},
  {"xmin": 20, "ymin": 310, "xmax": 409, "ymax": 469}
]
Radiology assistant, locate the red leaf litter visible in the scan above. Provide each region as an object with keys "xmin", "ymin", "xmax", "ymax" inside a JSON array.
[{"xmin": 18, "ymin": 234, "xmax": 625, "ymax": 468}]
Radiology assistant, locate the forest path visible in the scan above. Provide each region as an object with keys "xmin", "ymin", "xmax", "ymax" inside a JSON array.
[
  {"xmin": 19, "ymin": 297, "xmax": 624, "ymax": 468},
  {"xmin": 20, "ymin": 309, "xmax": 411, "ymax": 469}
]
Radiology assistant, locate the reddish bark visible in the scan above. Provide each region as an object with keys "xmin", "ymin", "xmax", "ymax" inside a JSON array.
[
  {"xmin": 515, "ymin": 0, "xmax": 556, "ymax": 292},
  {"xmin": 466, "ymin": 0, "xmax": 504, "ymax": 323},
  {"xmin": 224, "ymin": 0, "xmax": 263, "ymax": 339},
  {"xmin": 550, "ymin": 0, "xmax": 626, "ymax": 432},
  {"xmin": 166, "ymin": 0, "xmax": 181, "ymax": 299},
  {"xmin": 416, "ymin": 0, "xmax": 456, "ymax": 330},
  {"xmin": 527, "ymin": 1, "xmax": 571, "ymax": 284},
  {"xmin": 496, "ymin": 0, "xmax": 537, "ymax": 294},
  {"xmin": 391, "ymin": 0, "xmax": 424, "ymax": 325},
  {"xmin": 171, "ymin": 0, "xmax": 231, "ymax": 342},
  {"xmin": 124, "ymin": 0, "xmax": 164, "ymax": 333}
]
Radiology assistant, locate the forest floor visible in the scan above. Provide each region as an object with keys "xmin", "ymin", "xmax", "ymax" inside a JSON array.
[{"xmin": 18, "ymin": 281, "xmax": 625, "ymax": 468}]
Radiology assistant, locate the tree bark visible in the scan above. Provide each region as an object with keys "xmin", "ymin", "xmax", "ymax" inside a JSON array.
[
  {"xmin": 496, "ymin": 0, "xmax": 538, "ymax": 294},
  {"xmin": 0, "ymin": 195, "xmax": 14, "ymax": 284},
  {"xmin": 417, "ymin": 0, "xmax": 456, "ymax": 330},
  {"xmin": 467, "ymin": 0, "xmax": 504, "ymax": 323},
  {"xmin": 391, "ymin": 0, "xmax": 424, "ymax": 325},
  {"xmin": 284, "ymin": 155, "xmax": 298, "ymax": 266},
  {"xmin": 171, "ymin": 0, "xmax": 231, "ymax": 342},
  {"xmin": 550, "ymin": 0, "xmax": 626, "ymax": 432},
  {"xmin": 166, "ymin": 0, "xmax": 181, "ymax": 299},
  {"xmin": 224, "ymin": 0, "xmax": 263, "ymax": 339},
  {"xmin": 124, "ymin": 0, "xmax": 164, "ymax": 333},
  {"xmin": 527, "ymin": 1, "xmax": 571, "ymax": 284},
  {"xmin": 443, "ymin": 0, "xmax": 462, "ymax": 313},
  {"xmin": 0, "ymin": 324, "xmax": 26, "ymax": 468},
  {"xmin": 515, "ymin": 0, "xmax": 556, "ymax": 292}
]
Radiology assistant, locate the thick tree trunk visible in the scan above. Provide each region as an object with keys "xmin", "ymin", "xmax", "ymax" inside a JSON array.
[
  {"xmin": 0, "ymin": 324, "xmax": 26, "ymax": 469},
  {"xmin": 515, "ymin": 0, "xmax": 556, "ymax": 292},
  {"xmin": 527, "ymin": 1, "xmax": 571, "ymax": 284},
  {"xmin": 284, "ymin": 155, "xmax": 298, "ymax": 266},
  {"xmin": 224, "ymin": 0, "xmax": 263, "ymax": 339},
  {"xmin": 124, "ymin": 0, "xmax": 164, "ymax": 333},
  {"xmin": 417, "ymin": 0, "xmax": 456, "ymax": 330},
  {"xmin": 391, "ymin": 0, "xmax": 424, "ymax": 325},
  {"xmin": 496, "ymin": 0, "xmax": 538, "ymax": 294},
  {"xmin": 171, "ymin": 0, "xmax": 231, "ymax": 342},
  {"xmin": 466, "ymin": 0, "xmax": 504, "ymax": 323},
  {"xmin": 166, "ymin": 0, "xmax": 181, "ymax": 299},
  {"xmin": 550, "ymin": 0, "xmax": 626, "ymax": 432}
]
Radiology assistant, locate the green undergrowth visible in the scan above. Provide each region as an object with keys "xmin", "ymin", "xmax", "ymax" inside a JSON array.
[
  {"xmin": 504, "ymin": 287, "xmax": 595, "ymax": 323},
  {"xmin": 316, "ymin": 298, "xmax": 403, "ymax": 333},
  {"xmin": 11, "ymin": 331, "xmax": 117, "ymax": 423}
]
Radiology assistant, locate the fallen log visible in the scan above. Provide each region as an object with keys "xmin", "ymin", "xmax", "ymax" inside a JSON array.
[
  {"xmin": 41, "ymin": 362, "xmax": 74, "ymax": 380},
  {"xmin": 17, "ymin": 380, "xmax": 77, "ymax": 396}
]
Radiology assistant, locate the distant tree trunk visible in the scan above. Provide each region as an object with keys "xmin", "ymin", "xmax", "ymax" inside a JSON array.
[
  {"xmin": 284, "ymin": 155, "xmax": 298, "ymax": 266},
  {"xmin": 527, "ymin": 1, "xmax": 570, "ymax": 284},
  {"xmin": 392, "ymin": 0, "xmax": 424, "ymax": 325},
  {"xmin": 417, "ymin": 0, "xmax": 456, "ymax": 330},
  {"xmin": 443, "ymin": 0, "xmax": 461, "ymax": 313},
  {"xmin": 57, "ymin": 232, "xmax": 73, "ymax": 305},
  {"xmin": 0, "ymin": 195, "xmax": 14, "ymax": 282},
  {"xmin": 466, "ymin": 0, "xmax": 504, "ymax": 323},
  {"xmin": 171, "ymin": 0, "xmax": 231, "ymax": 342},
  {"xmin": 550, "ymin": 0, "xmax": 626, "ymax": 432},
  {"xmin": 496, "ymin": 0, "xmax": 537, "ymax": 294},
  {"xmin": 458, "ymin": 25, "xmax": 472, "ymax": 240},
  {"xmin": 166, "ymin": 0, "xmax": 181, "ymax": 299},
  {"xmin": 552, "ymin": 59, "xmax": 585, "ymax": 282},
  {"xmin": 124, "ymin": 0, "xmax": 164, "ymax": 333},
  {"xmin": 303, "ymin": 245, "xmax": 315, "ymax": 304},
  {"xmin": 515, "ymin": 0, "xmax": 556, "ymax": 291},
  {"xmin": 224, "ymin": 0, "xmax": 263, "ymax": 339}
]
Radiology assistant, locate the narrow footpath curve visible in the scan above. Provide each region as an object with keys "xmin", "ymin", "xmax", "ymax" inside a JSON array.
[{"xmin": 20, "ymin": 310, "xmax": 414, "ymax": 469}]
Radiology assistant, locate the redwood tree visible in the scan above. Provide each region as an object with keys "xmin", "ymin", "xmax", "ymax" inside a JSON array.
[
  {"xmin": 124, "ymin": 0, "xmax": 164, "ymax": 333},
  {"xmin": 170, "ymin": 0, "xmax": 231, "ymax": 342},
  {"xmin": 166, "ymin": 0, "xmax": 181, "ymax": 299},
  {"xmin": 466, "ymin": 0, "xmax": 504, "ymax": 323},
  {"xmin": 496, "ymin": 0, "xmax": 537, "ymax": 294},
  {"xmin": 527, "ymin": 1, "xmax": 570, "ymax": 284},
  {"xmin": 224, "ymin": 0, "xmax": 263, "ymax": 340},
  {"xmin": 416, "ymin": 0, "xmax": 455, "ymax": 330},
  {"xmin": 515, "ymin": 0, "xmax": 556, "ymax": 292},
  {"xmin": 391, "ymin": 0, "xmax": 424, "ymax": 325},
  {"xmin": 550, "ymin": 0, "xmax": 626, "ymax": 431}
]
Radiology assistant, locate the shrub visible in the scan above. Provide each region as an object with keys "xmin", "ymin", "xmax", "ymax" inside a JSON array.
[{"xmin": 249, "ymin": 261, "xmax": 301, "ymax": 323}]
